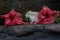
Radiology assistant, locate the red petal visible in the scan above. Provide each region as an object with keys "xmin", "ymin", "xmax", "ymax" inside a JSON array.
[
  {"xmin": 50, "ymin": 11, "xmax": 59, "ymax": 18},
  {"xmin": 43, "ymin": 6, "xmax": 52, "ymax": 14},
  {"xmin": 2, "ymin": 9, "xmax": 24, "ymax": 26}
]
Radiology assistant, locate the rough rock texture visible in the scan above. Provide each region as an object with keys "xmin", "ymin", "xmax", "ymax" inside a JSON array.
[
  {"xmin": 4, "ymin": 24, "xmax": 60, "ymax": 36},
  {"xmin": 45, "ymin": 23, "xmax": 60, "ymax": 32},
  {"xmin": 0, "ymin": 26, "xmax": 5, "ymax": 32},
  {"xmin": 6, "ymin": 25, "xmax": 43, "ymax": 36},
  {"xmin": 0, "ymin": 29, "xmax": 60, "ymax": 40},
  {"xmin": 0, "ymin": 24, "xmax": 60, "ymax": 40}
]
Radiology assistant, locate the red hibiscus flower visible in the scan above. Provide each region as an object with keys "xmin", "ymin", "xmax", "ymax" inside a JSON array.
[
  {"xmin": 37, "ymin": 6, "xmax": 59, "ymax": 24},
  {"xmin": 1, "ymin": 9, "xmax": 24, "ymax": 26}
]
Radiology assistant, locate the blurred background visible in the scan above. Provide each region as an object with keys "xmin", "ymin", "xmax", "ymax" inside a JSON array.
[{"xmin": 0, "ymin": 0, "xmax": 60, "ymax": 14}]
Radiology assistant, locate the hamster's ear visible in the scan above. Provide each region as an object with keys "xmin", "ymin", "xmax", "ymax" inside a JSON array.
[
  {"xmin": 28, "ymin": 11, "xmax": 33, "ymax": 13},
  {"xmin": 25, "ymin": 11, "xmax": 32, "ymax": 16},
  {"xmin": 25, "ymin": 12, "xmax": 29, "ymax": 17},
  {"xmin": 29, "ymin": 11, "xmax": 32, "ymax": 12}
]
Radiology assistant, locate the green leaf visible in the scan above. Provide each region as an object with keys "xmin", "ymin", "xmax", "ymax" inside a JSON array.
[{"xmin": 55, "ymin": 16, "xmax": 60, "ymax": 23}]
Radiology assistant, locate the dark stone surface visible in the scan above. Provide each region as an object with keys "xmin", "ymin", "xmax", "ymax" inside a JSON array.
[
  {"xmin": 0, "ymin": 31, "xmax": 60, "ymax": 40},
  {"xmin": 0, "ymin": 26, "xmax": 5, "ymax": 32},
  {"xmin": 45, "ymin": 23, "xmax": 60, "ymax": 32},
  {"xmin": 6, "ymin": 25, "xmax": 43, "ymax": 36},
  {"xmin": 5, "ymin": 24, "xmax": 60, "ymax": 37},
  {"xmin": 0, "ymin": 25, "xmax": 60, "ymax": 40}
]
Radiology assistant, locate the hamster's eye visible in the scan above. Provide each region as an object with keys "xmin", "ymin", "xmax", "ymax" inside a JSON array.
[{"xmin": 28, "ymin": 14, "xmax": 30, "ymax": 15}]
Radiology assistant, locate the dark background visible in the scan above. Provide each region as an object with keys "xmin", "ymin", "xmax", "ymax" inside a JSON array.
[{"xmin": 0, "ymin": 0, "xmax": 60, "ymax": 14}]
